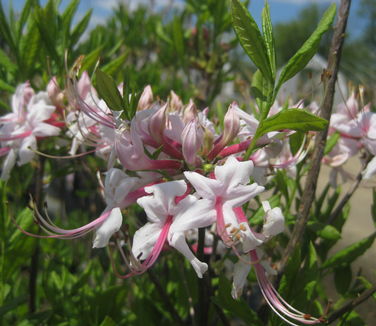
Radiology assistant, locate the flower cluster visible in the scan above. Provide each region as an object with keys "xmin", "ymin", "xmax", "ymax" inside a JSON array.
[
  {"xmin": 323, "ymin": 92, "xmax": 376, "ymax": 185},
  {"xmin": 3, "ymin": 73, "xmax": 374, "ymax": 325}
]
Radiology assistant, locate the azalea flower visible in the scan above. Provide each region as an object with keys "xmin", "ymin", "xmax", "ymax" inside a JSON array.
[
  {"xmin": 0, "ymin": 83, "xmax": 60, "ymax": 180},
  {"xmin": 185, "ymin": 156, "xmax": 265, "ymax": 253},
  {"xmin": 132, "ymin": 180, "xmax": 216, "ymax": 277}
]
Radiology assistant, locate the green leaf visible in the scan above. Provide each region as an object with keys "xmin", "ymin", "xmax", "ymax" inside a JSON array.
[
  {"xmin": 262, "ymin": 1, "xmax": 276, "ymax": 78},
  {"xmin": 95, "ymin": 70, "xmax": 123, "ymax": 111},
  {"xmin": 276, "ymin": 3, "xmax": 336, "ymax": 91},
  {"xmin": 0, "ymin": 79, "xmax": 15, "ymax": 92},
  {"xmin": 172, "ymin": 16, "xmax": 185, "ymax": 65},
  {"xmin": 19, "ymin": 22, "xmax": 40, "ymax": 76},
  {"xmin": 357, "ymin": 276, "xmax": 376, "ymax": 300},
  {"xmin": 34, "ymin": 5, "xmax": 60, "ymax": 63},
  {"xmin": 0, "ymin": 2, "xmax": 16, "ymax": 53},
  {"xmin": 102, "ymin": 52, "xmax": 129, "ymax": 76},
  {"xmin": 62, "ymin": 0, "xmax": 80, "ymax": 47},
  {"xmin": 321, "ymin": 232, "xmax": 376, "ymax": 269},
  {"xmin": 70, "ymin": 9, "xmax": 92, "ymax": 46},
  {"xmin": 231, "ymin": 0, "xmax": 272, "ymax": 82},
  {"xmin": 0, "ymin": 49, "xmax": 16, "ymax": 72},
  {"xmin": 324, "ymin": 132, "xmax": 340, "ymax": 155},
  {"xmin": 79, "ymin": 46, "xmax": 103, "ymax": 73},
  {"xmin": 256, "ymin": 109, "xmax": 328, "ymax": 138},
  {"xmin": 334, "ymin": 264, "xmax": 352, "ymax": 294},
  {"xmin": 99, "ymin": 316, "xmax": 116, "ymax": 326},
  {"xmin": 212, "ymin": 276, "xmax": 263, "ymax": 326},
  {"xmin": 317, "ymin": 225, "xmax": 341, "ymax": 241},
  {"xmin": 16, "ymin": 0, "xmax": 34, "ymax": 41},
  {"xmin": 372, "ymin": 189, "xmax": 376, "ymax": 228},
  {"xmin": 251, "ymin": 69, "xmax": 273, "ymax": 117},
  {"xmin": 289, "ymin": 131, "xmax": 305, "ymax": 155}
]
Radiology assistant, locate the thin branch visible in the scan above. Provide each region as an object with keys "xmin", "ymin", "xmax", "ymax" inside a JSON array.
[
  {"xmin": 326, "ymin": 285, "xmax": 376, "ymax": 324},
  {"xmin": 327, "ymin": 154, "xmax": 372, "ymax": 225},
  {"xmin": 147, "ymin": 269, "xmax": 186, "ymax": 326},
  {"xmin": 196, "ymin": 228, "xmax": 210, "ymax": 326},
  {"xmin": 278, "ymin": 0, "xmax": 352, "ymax": 273}
]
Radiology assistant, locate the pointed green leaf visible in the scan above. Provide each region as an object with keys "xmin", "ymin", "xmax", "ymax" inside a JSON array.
[
  {"xmin": 321, "ymin": 232, "xmax": 376, "ymax": 269},
  {"xmin": 102, "ymin": 52, "xmax": 129, "ymax": 76},
  {"xmin": 231, "ymin": 0, "xmax": 272, "ymax": 82},
  {"xmin": 20, "ymin": 22, "xmax": 40, "ymax": 76},
  {"xmin": 251, "ymin": 69, "xmax": 273, "ymax": 116},
  {"xmin": 0, "ymin": 79, "xmax": 15, "ymax": 92},
  {"xmin": 324, "ymin": 132, "xmax": 340, "ymax": 155},
  {"xmin": 256, "ymin": 109, "xmax": 328, "ymax": 137},
  {"xmin": 16, "ymin": 0, "xmax": 34, "ymax": 41},
  {"xmin": 318, "ymin": 225, "xmax": 341, "ymax": 241},
  {"xmin": 70, "ymin": 9, "xmax": 92, "ymax": 46},
  {"xmin": 95, "ymin": 70, "xmax": 123, "ymax": 111},
  {"xmin": 262, "ymin": 1, "xmax": 276, "ymax": 78},
  {"xmin": 289, "ymin": 131, "xmax": 305, "ymax": 155},
  {"xmin": 334, "ymin": 264, "xmax": 352, "ymax": 294},
  {"xmin": 276, "ymin": 3, "xmax": 336, "ymax": 91},
  {"xmin": 0, "ymin": 49, "xmax": 16, "ymax": 72},
  {"xmin": 212, "ymin": 276, "xmax": 263, "ymax": 326},
  {"xmin": 0, "ymin": 2, "xmax": 16, "ymax": 52}
]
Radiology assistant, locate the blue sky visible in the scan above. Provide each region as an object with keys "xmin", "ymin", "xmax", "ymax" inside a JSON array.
[{"xmin": 4, "ymin": 0, "xmax": 366, "ymax": 39}]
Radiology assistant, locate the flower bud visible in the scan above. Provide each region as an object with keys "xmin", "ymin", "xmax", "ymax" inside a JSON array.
[
  {"xmin": 148, "ymin": 103, "xmax": 167, "ymax": 144},
  {"xmin": 137, "ymin": 85, "xmax": 153, "ymax": 111},
  {"xmin": 47, "ymin": 77, "xmax": 64, "ymax": 107},
  {"xmin": 183, "ymin": 99, "xmax": 198, "ymax": 123},
  {"xmin": 169, "ymin": 90, "xmax": 183, "ymax": 112},
  {"xmin": 222, "ymin": 102, "xmax": 240, "ymax": 145},
  {"xmin": 182, "ymin": 119, "xmax": 203, "ymax": 165}
]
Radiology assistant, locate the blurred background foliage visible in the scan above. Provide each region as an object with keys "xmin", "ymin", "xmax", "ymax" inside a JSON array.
[{"xmin": 0, "ymin": 0, "xmax": 375, "ymax": 325}]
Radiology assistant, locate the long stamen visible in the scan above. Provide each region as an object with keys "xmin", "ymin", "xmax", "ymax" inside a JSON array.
[{"xmin": 250, "ymin": 250, "xmax": 321, "ymax": 325}]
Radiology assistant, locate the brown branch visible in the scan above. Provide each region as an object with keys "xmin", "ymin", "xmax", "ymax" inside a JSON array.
[
  {"xmin": 326, "ymin": 285, "xmax": 376, "ymax": 324},
  {"xmin": 279, "ymin": 0, "xmax": 352, "ymax": 273},
  {"xmin": 327, "ymin": 154, "xmax": 372, "ymax": 225}
]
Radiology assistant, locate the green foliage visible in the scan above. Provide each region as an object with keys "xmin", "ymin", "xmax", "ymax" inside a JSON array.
[
  {"xmin": 275, "ymin": 3, "xmax": 336, "ymax": 92},
  {"xmin": 256, "ymin": 108, "xmax": 328, "ymax": 137},
  {"xmin": 321, "ymin": 232, "xmax": 376, "ymax": 270},
  {"xmin": 231, "ymin": 0, "xmax": 272, "ymax": 83},
  {"xmin": 95, "ymin": 70, "xmax": 124, "ymax": 111}
]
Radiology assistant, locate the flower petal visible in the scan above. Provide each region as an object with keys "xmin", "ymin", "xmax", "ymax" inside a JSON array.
[
  {"xmin": 170, "ymin": 197, "xmax": 216, "ymax": 233},
  {"xmin": 132, "ymin": 222, "xmax": 163, "ymax": 260},
  {"xmin": 168, "ymin": 231, "xmax": 208, "ymax": 278},
  {"xmin": 231, "ymin": 255, "xmax": 251, "ymax": 299},
  {"xmin": 93, "ymin": 207, "xmax": 122, "ymax": 248},
  {"xmin": 184, "ymin": 171, "xmax": 220, "ymax": 200}
]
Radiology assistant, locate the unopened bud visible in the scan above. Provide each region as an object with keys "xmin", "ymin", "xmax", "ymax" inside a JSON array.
[
  {"xmin": 47, "ymin": 77, "xmax": 64, "ymax": 107},
  {"xmin": 148, "ymin": 104, "xmax": 167, "ymax": 144},
  {"xmin": 183, "ymin": 99, "xmax": 198, "ymax": 123},
  {"xmin": 137, "ymin": 85, "xmax": 153, "ymax": 111},
  {"xmin": 222, "ymin": 102, "xmax": 240, "ymax": 145},
  {"xmin": 182, "ymin": 119, "xmax": 203, "ymax": 166},
  {"xmin": 169, "ymin": 90, "xmax": 183, "ymax": 112}
]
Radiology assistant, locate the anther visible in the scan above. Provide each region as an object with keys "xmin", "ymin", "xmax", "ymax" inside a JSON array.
[{"xmin": 239, "ymin": 224, "xmax": 246, "ymax": 231}]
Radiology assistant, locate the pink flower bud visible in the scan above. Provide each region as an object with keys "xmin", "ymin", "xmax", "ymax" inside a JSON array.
[
  {"xmin": 182, "ymin": 119, "xmax": 203, "ymax": 165},
  {"xmin": 47, "ymin": 77, "xmax": 64, "ymax": 107},
  {"xmin": 148, "ymin": 104, "xmax": 167, "ymax": 144},
  {"xmin": 22, "ymin": 82, "xmax": 35, "ymax": 107},
  {"xmin": 77, "ymin": 71, "xmax": 91, "ymax": 99},
  {"xmin": 222, "ymin": 102, "xmax": 240, "ymax": 145},
  {"xmin": 137, "ymin": 85, "xmax": 153, "ymax": 111},
  {"xmin": 183, "ymin": 99, "xmax": 198, "ymax": 123},
  {"xmin": 169, "ymin": 90, "xmax": 183, "ymax": 112}
]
